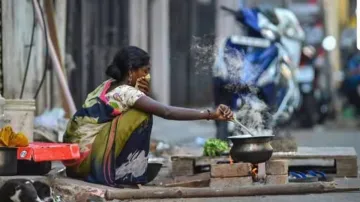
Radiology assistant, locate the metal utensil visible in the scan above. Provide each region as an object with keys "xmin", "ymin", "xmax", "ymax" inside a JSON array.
[{"xmin": 231, "ymin": 116, "xmax": 256, "ymax": 136}]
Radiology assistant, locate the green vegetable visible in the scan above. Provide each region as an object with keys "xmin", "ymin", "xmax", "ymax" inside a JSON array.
[{"xmin": 203, "ymin": 138, "xmax": 229, "ymax": 157}]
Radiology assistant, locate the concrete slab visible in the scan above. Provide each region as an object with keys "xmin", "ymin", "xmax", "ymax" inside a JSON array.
[{"xmin": 272, "ymin": 147, "xmax": 357, "ymax": 159}]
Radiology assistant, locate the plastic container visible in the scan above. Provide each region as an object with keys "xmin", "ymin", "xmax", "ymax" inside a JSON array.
[
  {"xmin": 4, "ymin": 99, "xmax": 36, "ymax": 142},
  {"xmin": 0, "ymin": 95, "xmax": 8, "ymax": 128}
]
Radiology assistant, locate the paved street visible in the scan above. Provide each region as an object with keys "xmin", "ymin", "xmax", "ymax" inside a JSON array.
[
  {"xmin": 152, "ymin": 116, "xmax": 360, "ymax": 158},
  {"xmin": 150, "ymin": 116, "xmax": 360, "ymax": 202},
  {"xmin": 131, "ymin": 192, "xmax": 360, "ymax": 202}
]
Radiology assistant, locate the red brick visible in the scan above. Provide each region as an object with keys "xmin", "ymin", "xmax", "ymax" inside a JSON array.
[
  {"xmin": 265, "ymin": 160, "xmax": 288, "ymax": 175},
  {"xmin": 210, "ymin": 177, "xmax": 253, "ymax": 188},
  {"xmin": 266, "ymin": 175, "xmax": 288, "ymax": 185},
  {"xmin": 211, "ymin": 163, "xmax": 251, "ymax": 178}
]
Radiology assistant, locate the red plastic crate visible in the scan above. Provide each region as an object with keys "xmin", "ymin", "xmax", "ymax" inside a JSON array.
[{"xmin": 17, "ymin": 142, "xmax": 80, "ymax": 162}]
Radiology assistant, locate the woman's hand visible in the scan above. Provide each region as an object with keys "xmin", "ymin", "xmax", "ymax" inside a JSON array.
[
  {"xmin": 136, "ymin": 77, "xmax": 150, "ymax": 95},
  {"xmin": 213, "ymin": 104, "xmax": 234, "ymax": 121}
]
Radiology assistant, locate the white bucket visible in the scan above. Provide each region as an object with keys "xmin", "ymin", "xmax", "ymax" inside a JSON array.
[{"xmin": 4, "ymin": 99, "xmax": 36, "ymax": 142}]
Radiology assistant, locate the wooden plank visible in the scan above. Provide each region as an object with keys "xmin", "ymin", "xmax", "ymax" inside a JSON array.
[
  {"xmin": 163, "ymin": 172, "xmax": 210, "ymax": 187},
  {"xmin": 105, "ymin": 181, "xmax": 360, "ymax": 200},
  {"xmin": 287, "ymin": 159, "xmax": 335, "ymax": 166},
  {"xmin": 272, "ymin": 147, "xmax": 357, "ymax": 160},
  {"xmin": 177, "ymin": 147, "xmax": 358, "ymax": 178},
  {"xmin": 196, "ymin": 156, "xmax": 335, "ymax": 167}
]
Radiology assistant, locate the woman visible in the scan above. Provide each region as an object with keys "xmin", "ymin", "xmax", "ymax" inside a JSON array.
[{"xmin": 63, "ymin": 46, "xmax": 234, "ymax": 187}]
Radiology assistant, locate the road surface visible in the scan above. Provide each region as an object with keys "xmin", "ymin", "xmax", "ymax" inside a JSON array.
[
  {"xmin": 149, "ymin": 117, "xmax": 360, "ymax": 202},
  {"xmin": 131, "ymin": 192, "xmax": 360, "ymax": 202}
]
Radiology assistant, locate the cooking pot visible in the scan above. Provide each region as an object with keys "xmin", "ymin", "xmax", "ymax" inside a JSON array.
[
  {"xmin": 146, "ymin": 162, "xmax": 163, "ymax": 183},
  {"xmin": 228, "ymin": 135, "xmax": 274, "ymax": 164},
  {"xmin": 0, "ymin": 147, "xmax": 18, "ymax": 175}
]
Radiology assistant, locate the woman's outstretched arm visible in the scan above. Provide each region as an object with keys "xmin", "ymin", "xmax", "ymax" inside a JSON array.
[{"xmin": 133, "ymin": 96, "xmax": 233, "ymax": 121}]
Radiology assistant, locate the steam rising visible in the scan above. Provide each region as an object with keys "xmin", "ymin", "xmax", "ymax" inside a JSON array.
[
  {"xmin": 190, "ymin": 36, "xmax": 274, "ymax": 137},
  {"xmin": 190, "ymin": 36, "xmax": 217, "ymax": 74},
  {"xmin": 234, "ymin": 94, "xmax": 273, "ymax": 136}
]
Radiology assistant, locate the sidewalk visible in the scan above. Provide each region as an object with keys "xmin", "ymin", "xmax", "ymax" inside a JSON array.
[
  {"xmin": 151, "ymin": 116, "xmax": 360, "ymax": 168},
  {"xmin": 151, "ymin": 116, "xmax": 216, "ymax": 146}
]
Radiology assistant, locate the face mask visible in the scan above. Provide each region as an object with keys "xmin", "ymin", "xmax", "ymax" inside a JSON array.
[{"xmin": 145, "ymin": 74, "xmax": 151, "ymax": 82}]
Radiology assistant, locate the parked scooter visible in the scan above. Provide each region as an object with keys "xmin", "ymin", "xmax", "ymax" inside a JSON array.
[
  {"xmin": 339, "ymin": 29, "xmax": 360, "ymax": 117},
  {"xmin": 340, "ymin": 49, "xmax": 360, "ymax": 116},
  {"xmin": 293, "ymin": 45, "xmax": 319, "ymax": 127},
  {"xmin": 293, "ymin": 45, "xmax": 333, "ymax": 127},
  {"xmin": 212, "ymin": 7, "xmax": 304, "ymax": 137}
]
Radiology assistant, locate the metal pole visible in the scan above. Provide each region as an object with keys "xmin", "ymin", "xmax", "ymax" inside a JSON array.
[
  {"xmin": 32, "ymin": 0, "xmax": 76, "ymax": 115},
  {"xmin": 322, "ymin": 0, "xmax": 341, "ymax": 117}
]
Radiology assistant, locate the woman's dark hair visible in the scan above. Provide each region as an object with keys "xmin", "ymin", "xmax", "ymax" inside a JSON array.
[{"xmin": 106, "ymin": 46, "xmax": 150, "ymax": 81}]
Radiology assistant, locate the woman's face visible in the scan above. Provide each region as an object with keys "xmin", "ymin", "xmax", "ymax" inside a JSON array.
[{"xmin": 129, "ymin": 65, "xmax": 150, "ymax": 86}]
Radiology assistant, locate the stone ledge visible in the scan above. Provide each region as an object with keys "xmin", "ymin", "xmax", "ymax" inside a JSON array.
[{"xmin": 210, "ymin": 177, "xmax": 253, "ymax": 188}]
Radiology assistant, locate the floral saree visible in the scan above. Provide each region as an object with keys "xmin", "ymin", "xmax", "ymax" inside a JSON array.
[{"xmin": 63, "ymin": 80, "xmax": 153, "ymax": 186}]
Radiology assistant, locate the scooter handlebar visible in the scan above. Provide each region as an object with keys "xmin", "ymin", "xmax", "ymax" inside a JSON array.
[
  {"xmin": 220, "ymin": 6, "xmax": 244, "ymax": 21},
  {"xmin": 220, "ymin": 6, "xmax": 237, "ymax": 14}
]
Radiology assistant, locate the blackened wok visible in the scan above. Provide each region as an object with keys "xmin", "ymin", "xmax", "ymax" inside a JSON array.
[{"xmin": 228, "ymin": 135, "xmax": 274, "ymax": 164}]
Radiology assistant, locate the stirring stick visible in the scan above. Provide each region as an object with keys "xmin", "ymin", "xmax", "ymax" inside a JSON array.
[{"xmin": 231, "ymin": 116, "xmax": 256, "ymax": 136}]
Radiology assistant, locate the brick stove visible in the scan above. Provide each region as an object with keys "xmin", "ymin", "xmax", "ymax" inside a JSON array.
[{"xmin": 210, "ymin": 159, "xmax": 289, "ymax": 188}]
